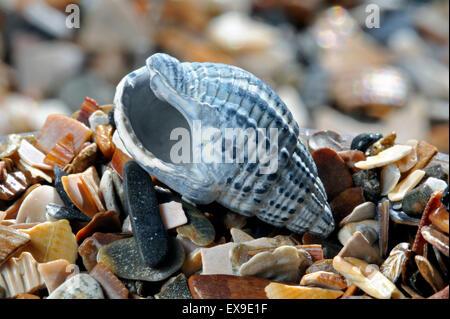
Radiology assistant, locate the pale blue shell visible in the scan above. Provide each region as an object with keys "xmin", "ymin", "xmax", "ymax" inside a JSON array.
[{"xmin": 114, "ymin": 53, "xmax": 335, "ymax": 237}]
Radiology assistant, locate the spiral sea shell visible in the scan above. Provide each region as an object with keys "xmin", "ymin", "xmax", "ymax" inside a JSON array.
[{"xmin": 114, "ymin": 53, "xmax": 334, "ymax": 237}]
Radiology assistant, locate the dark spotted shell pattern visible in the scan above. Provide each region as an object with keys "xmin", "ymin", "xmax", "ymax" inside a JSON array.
[{"xmin": 114, "ymin": 53, "xmax": 335, "ymax": 237}]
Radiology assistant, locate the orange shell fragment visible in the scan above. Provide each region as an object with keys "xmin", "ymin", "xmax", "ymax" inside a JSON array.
[
  {"xmin": 95, "ymin": 124, "xmax": 116, "ymax": 159},
  {"xmin": 110, "ymin": 148, "xmax": 132, "ymax": 178},
  {"xmin": 264, "ymin": 282, "xmax": 343, "ymax": 299},
  {"xmin": 61, "ymin": 166, "xmax": 105, "ymax": 218},
  {"xmin": 429, "ymin": 203, "xmax": 449, "ymax": 234},
  {"xmin": 36, "ymin": 114, "xmax": 92, "ymax": 155},
  {"xmin": 44, "ymin": 134, "xmax": 75, "ymax": 169},
  {"xmin": 19, "ymin": 220, "xmax": 78, "ymax": 264}
]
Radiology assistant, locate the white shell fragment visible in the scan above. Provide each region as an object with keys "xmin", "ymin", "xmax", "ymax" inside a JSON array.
[
  {"xmin": 338, "ymin": 219, "xmax": 379, "ymax": 246},
  {"xmin": 339, "ymin": 202, "xmax": 376, "ymax": 227},
  {"xmin": 16, "ymin": 185, "xmax": 64, "ymax": 224},
  {"xmin": 388, "ymin": 169, "xmax": 425, "ymax": 202},
  {"xmin": 238, "ymin": 246, "xmax": 307, "ymax": 282},
  {"xmin": 333, "ymin": 256, "xmax": 405, "ymax": 299},
  {"xmin": 380, "ymin": 164, "xmax": 401, "ymax": 196},
  {"xmin": 395, "ymin": 140, "xmax": 418, "ymax": 172},
  {"xmin": 17, "ymin": 139, "xmax": 52, "ymax": 171},
  {"xmin": 159, "ymin": 201, "xmax": 188, "ymax": 230},
  {"xmin": 355, "ymin": 145, "xmax": 412, "ymax": 170}
]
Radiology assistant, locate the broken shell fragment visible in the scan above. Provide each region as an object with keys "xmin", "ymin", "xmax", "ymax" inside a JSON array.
[
  {"xmin": 355, "ymin": 145, "xmax": 412, "ymax": 170},
  {"xmin": 18, "ymin": 139, "xmax": 52, "ymax": 171},
  {"xmin": 380, "ymin": 164, "xmax": 401, "ymax": 196},
  {"xmin": 16, "ymin": 185, "xmax": 64, "ymax": 224},
  {"xmin": 333, "ymin": 256, "xmax": 405, "ymax": 299},
  {"xmin": 37, "ymin": 259, "xmax": 75, "ymax": 293},
  {"xmin": 0, "ymin": 224, "xmax": 30, "ymax": 266},
  {"xmin": 0, "ymin": 252, "xmax": 45, "ymax": 298},
  {"xmin": 264, "ymin": 282, "xmax": 343, "ymax": 299},
  {"xmin": 388, "ymin": 169, "xmax": 426, "ymax": 202},
  {"xmin": 396, "ymin": 140, "xmax": 418, "ymax": 173},
  {"xmin": 64, "ymin": 143, "xmax": 98, "ymax": 174},
  {"xmin": 238, "ymin": 246, "xmax": 308, "ymax": 283},
  {"xmin": 19, "ymin": 219, "xmax": 78, "ymax": 263},
  {"xmin": 89, "ymin": 262, "xmax": 129, "ymax": 299},
  {"xmin": 36, "ymin": 114, "xmax": 92, "ymax": 155},
  {"xmin": 339, "ymin": 202, "xmax": 376, "ymax": 227},
  {"xmin": 43, "ymin": 134, "xmax": 75, "ymax": 169},
  {"xmin": 380, "ymin": 243, "xmax": 409, "ymax": 283},
  {"xmin": 415, "ymin": 255, "xmax": 445, "ymax": 293},
  {"xmin": 338, "ymin": 219, "xmax": 379, "ymax": 246},
  {"xmin": 47, "ymin": 273, "xmax": 104, "ymax": 299},
  {"xmin": 300, "ymin": 271, "xmax": 347, "ymax": 290},
  {"xmin": 421, "ymin": 226, "xmax": 449, "ymax": 256}
]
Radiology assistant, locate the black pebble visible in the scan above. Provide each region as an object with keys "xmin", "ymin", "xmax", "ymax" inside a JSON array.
[
  {"xmin": 350, "ymin": 133, "xmax": 382, "ymax": 152},
  {"xmin": 46, "ymin": 203, "xmax": 91, "ymax": 222},
  {"xmin": 123, "ymin": 161, "xmax": 169, "ymax": 267}
]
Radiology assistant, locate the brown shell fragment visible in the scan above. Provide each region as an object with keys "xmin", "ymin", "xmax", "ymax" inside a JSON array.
[
  {"xmin": 305, "ymin": 259, "xmax": 339, "ymax": 275},
  {"xmin": 414, "ymin": 255, "xmax": 445, "ymax": 293},
  {"xmin": 330, "ymin": 187, "xmax": 366, "ymax": 223},
  {"xmin": 0, "ymin": 224, "xmax": 30, "ymax": 266},
  {"xmin": 311, "ymin": 148, "xmax": 354, "ymax": 200},
  {"xmin": 188, "ymin": 274, "xmax": 271, "ymax": 299},
  {"xmin": 75, "ymin": 211, "xmax": 121, "ymax": 244},
  {"xmin": 76, "ymin": 97, "xmax": 101, "ymax": 126},
  {"xmin": 14, "ymin": 293, "xmax": 40, "ymax": 299},
  {"xmin": 64, "ymin": 143, "xmax": 98, "ymax": 174},
  {"xmin": 37, "ymin": 259, "xmax": 75, "ymax": 293},
  {"xmin": 300, "ymin": 271, "xmax": 347, "ymax": 290},
  {"xmin": 78, "ymin": 232, "xmax": 127, "ymax": 271},
  {"xmin": 421, "ymin": 226, "xmax": 449, "ymax": 257},
  {"xmin": 337, "ymin": 150, "xmax": 366, "ymax": 173},
  {"xmin": 90, "ymin": 262, "xmax": 129, "ymax": 299},
  {"xmin": 95, "ymin": 124, "xmax": 116, "ymax": 159},
  {"xmin": 429, "ymin": 203, "xmax": 449, "ymax": 234},
  {"xmin": 412, "ymin": 191, "xmax": 443, "ymax": 256},
  {"xmin": 0, "ymin": 170, "xmax": 31, "ymax": 201},
  {"xmin": 407, "ymin": 140, "xmax": 438, "ymax": 173}
]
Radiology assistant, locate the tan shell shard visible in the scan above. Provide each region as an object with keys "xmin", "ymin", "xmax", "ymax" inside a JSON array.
[
  {"xmin": 300, "ymin": 271, "xmax": 347, "ymax": 291},
  {"xmin": 18, "ymin": 159, "xmax": 52, "ymax": 183},
  {"xmin": 230, "ymin": 228, "xmax": 254, "ymax": 243},
  {"xmin": 238, "ymin": 246, "xmax": 307, "ymax": 283},
  {"xmin": 333, "ymin": 256, "xmax": 405, "ymax": 299},
  {"xmin": 379, "ymin": 242, "xmax": 409, "ymax": 283},
  {"xmin": 64, "ymin": 143, "xmax": 98, "ymax": 174},
  {"xmin": 0, "ymin": 225, "xmax": 30, "ymax": 266},
  {"xmin": 415, "ymin": 255, "xmax": 445, "ymax": 293},
  {"xmin": 355, "ymin": 144, "xmax": 412, "ymax": 170},
  {"xmin": 19, "ymin": 219, "xmax": 78, "ymax": 264},
  {"xmin": 17, "ymin": 139, "xmax": 52, "ymax": 171},
  {"xmin": 37, "ymin": 259, "xmax": 76, "ymax": 293},
  {"xmin": 0, "ymin": 252, "xmax": 45, "ymax": 298},
  {"xmin": 338, "ymin": 219, "xmax": 379, "ymax": 246},
  {"xmin": 388, "ymin": 169, "xmax": 426, "ymax": 202},
  {"xmin": 0, "ymin": 170, "xmax": 31, "ymax": 201},
  {"xmin": 201, "ymin": 242, "xmax": 235, "ymax": 275},
  {"xmin": 380, "ymin": 164, "xmax": 401, "ymax": 196},
  {"xmin": 395, "ymin": 140, "xmax": 418, "ymax": 173},
  {"xmin": 265, "ymin": 282, "xmax": 343, "ymax": 299},
  {"xmin": 16, "ymin": 185, "xmax": 64, "ymax": 224}
]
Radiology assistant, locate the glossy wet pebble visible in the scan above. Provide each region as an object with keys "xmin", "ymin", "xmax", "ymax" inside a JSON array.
[
  {"xmin": 154, "ymin": 273, "xmax": 192, "ymax": 299},
  {"xmin": 46, "ymin": 203, "xmax": 91, "ymax": 222},
  {"xmin": 97, "ymin": 237, "xmax": 185, "ymax": 282},
  {"xmin": 123, "ymin": 161, "xmax": 168, "ymax": 267},
  {"xmin": 353, "ymin": 169, "xmax": 380, "ymax": 202},
  {"xmin": 351, "ymin": 133, "xmax": 382, "ymax": 153},
  {"xmin": 47, "ymin": 274, "xmax": 104, "ymax": 299},
  {"xmin": 402, "ymin": 184, "xmax": 433, "ymax": 216},
  {"xmin": 176, "ymin": 202, "xmax": 215, "ymax": 247}
]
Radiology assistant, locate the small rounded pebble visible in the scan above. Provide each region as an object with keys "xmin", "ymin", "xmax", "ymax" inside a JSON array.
[
  {"xmin": 351, "ymin": 133, "xmax": 382, "ymax": 153},
  {"xmin": 47, "ymin": 274, "xmax": 104, "ymax": 299}
]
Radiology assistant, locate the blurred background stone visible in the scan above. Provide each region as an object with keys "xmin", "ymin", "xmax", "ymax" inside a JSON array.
[{"xmin": 0, "ymin": 0, "xmax": 448, "ymax": 153}]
